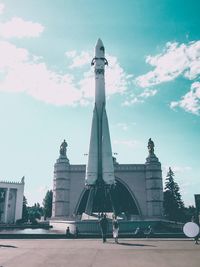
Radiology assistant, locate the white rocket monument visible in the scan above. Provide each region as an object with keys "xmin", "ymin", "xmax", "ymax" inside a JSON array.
[
  {"xmin": 86, "ymin": 39, "xmax": 115, "ymax": 186},
  {"xmin": 85, "ymin": 39, "xmax": 115, "ymax": 214}
]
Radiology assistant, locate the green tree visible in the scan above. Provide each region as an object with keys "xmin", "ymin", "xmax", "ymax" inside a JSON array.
[
  {"xmin": 182, "ymin": 205, "xmax": 196, "ymax": 222},
  {"xmin": 163, "ymin": 167, "xmax": 185, "ymax": 221},
  {"xmin": 28, "ymin": 203, "xmax": 43, "ymax": 224},
  {"xmin": 22, "ymin": 196, "xmax": 29, "ymax": 222},
  {"xmin": 43, "ymin": 190, "xmax": 53, "ymax": 219}
]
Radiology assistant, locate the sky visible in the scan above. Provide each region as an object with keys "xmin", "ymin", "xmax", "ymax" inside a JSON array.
[{"xmin": 0, "ymin": 0, "xmax": 199, "ymax": 207}]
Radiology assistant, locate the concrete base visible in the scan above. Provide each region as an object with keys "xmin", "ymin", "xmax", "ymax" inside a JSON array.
[
  {"xmin": 50, "ymin": 219, "xmax": 100, "ymax": 234},
  {"xmin": 50, "ymin": 218, "xmax": 180, "ymax": 235}
]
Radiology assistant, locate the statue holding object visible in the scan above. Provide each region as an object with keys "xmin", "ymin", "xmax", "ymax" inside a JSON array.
[
  {"xmin": 60, "ymin": 139, "xmax": 68, "ymax": 157},
  {"xmin": 148, "ymin": 138, "xmax": 154, "ymax": 155}
]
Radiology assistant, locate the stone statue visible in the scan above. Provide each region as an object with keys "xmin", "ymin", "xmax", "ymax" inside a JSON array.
[
  {"xmin": 60, "ymin": 139, "xmax": 68, "ymax": 157},
  {"xmin": 148, "ymin": 138, "xmax": 154, "ymax": 155}
]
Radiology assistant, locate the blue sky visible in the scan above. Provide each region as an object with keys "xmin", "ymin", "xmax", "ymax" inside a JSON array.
[{"xmin": 0, "ymin": 0, "xmax": 199, "ymax": 206}]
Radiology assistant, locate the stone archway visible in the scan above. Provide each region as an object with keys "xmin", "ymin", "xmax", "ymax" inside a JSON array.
[{"xmin": 75, "ymin": 178, "xmax": 141, "ymax": 216}]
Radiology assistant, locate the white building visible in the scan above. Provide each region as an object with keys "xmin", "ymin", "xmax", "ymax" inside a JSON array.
[{"xmin": 0, "ymin": 177, "xmax": 24, "ymax": 223}]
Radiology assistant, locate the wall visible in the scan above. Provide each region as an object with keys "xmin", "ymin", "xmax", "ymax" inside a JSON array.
[
  {"xmin": 0, "ymin": 180, "xmax": 24, "ymax": 223},
  {"xmin": 52, "ymin": 157, "xmax": 164, "ymax": 220}
]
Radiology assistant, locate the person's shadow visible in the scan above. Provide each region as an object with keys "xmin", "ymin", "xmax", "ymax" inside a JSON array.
[
  {"xmin": 117, "ymin": 242, "xmax": 156, "ymax": 247},
  {"xmin": 0, "ymin": 244, "xmax": 17, "ymax": 248}
]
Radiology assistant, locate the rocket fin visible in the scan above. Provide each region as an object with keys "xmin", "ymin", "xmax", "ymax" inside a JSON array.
[
  {"xmin": 102, "ymin": 109, "xmax": 115, "ymax": 185},
  {"xmin": 85, "ymin": 187, "xmax": 95, "ymax": 215},
  {"xmin": 85, "ymin": 106, "xmax": 98, "ymax": 185}
]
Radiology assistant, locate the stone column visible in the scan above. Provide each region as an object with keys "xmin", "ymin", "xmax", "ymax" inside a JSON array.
[
  {"xmin": 145, "ymin": 139, "xmax": 163, "ymax": 218},
  {"xmin": 15, "ymin": 179, "xmax": 25, "ymax": 222},
  {"xmin": 52, "ymin": 140, "xmax": 70, "ymax": 218},
  {"xmin": 4, "ymin": 188, "xmax": 10, "ymax": 223}
]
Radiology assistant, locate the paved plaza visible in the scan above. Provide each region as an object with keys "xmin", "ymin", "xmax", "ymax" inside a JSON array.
[{"xmin": 0, "ymin": 238, "xmax": 199, "ymax": 267}]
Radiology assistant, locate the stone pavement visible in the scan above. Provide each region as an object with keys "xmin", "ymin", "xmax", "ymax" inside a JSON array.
[{"xmin": 0, "ymin": 239, "xmax": 199, "ymax": 267}]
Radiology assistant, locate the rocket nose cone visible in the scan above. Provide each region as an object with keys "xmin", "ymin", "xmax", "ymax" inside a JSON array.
[
  {"xmin": 95, "ymin": 38, "xmax": 105, "ymax": 56},
  {"xmin": 96, "ymin": 38, "xmax": 104, "ymax": 47}
]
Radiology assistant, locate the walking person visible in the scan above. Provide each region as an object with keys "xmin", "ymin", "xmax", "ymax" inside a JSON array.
[
  {"xmin": 99, "ymin": 213, "xmax": 108, "ymax": 243},
  {"xmin": 112, "ymin": 215, "xmax": 119, "ymax": 243},
  {"xmin": 146, "ymin": 225, "xmax": 154, "ymax": 238}
]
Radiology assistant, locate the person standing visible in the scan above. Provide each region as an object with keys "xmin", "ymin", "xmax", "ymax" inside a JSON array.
[
  {"xmin": 134, "ymin": 227, "xmax": 144, "ymax": 238},
  {"xmin": 99, "ymin": 213, "xmax": 108, "ymax": 243},
  {"xmin": 112, "ymin": 216, "xmax": 119, "ymax": 243},
  {"xmin": 66, "ymin": 226, "xmax": 70, "ymax": 238},
  {"xmin": 74, "ymin": 226, "xmax": 79, "ymax": 238},
  {"xmin": 191, "ymin": 216, "xmax": 199, "ymax": 244},
  {"xmin": 146, "ymin": 225, "xmax": 154, "ymax": 238}
]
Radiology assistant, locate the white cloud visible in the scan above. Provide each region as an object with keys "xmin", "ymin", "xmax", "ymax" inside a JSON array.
[
  {"xmin": 105, "ymin": 55, "xmax": 132, "ymax": 95},
  {"xmin": 0, "ymin": 41, "xmax": 135, "ymax": 106},
  {"xmin": 113, "ymin": 139, "xmax": 140, "ymax": 148},
  {"xmin": 66, "ymin": 51, "xmax": 91, "ymax": 68},
  {"xmin": 0, "ymin": 3, "xmax": 5, "ymax": 14},
  {"xmin": 136, "ymin": 41, "xmax": 200, "ymax": 87},
  {"xmin": 65, "ymin": 50, "xmax": 77, "ymax": 58},
  {"xmin": 170, "ymin": 82, "xmax": 200, "ymax": 115},
  {"xmin": 122, "ymin": 88, "xmax": 157, "ymax": 106},
  {"xmin": 65, "ymin": 52, "xmax": 134, "ymax": 102},
  {"xmin": 78, "ymin": 69, "xmax": 94, "ymax": 100},
  {"xmin": 122, "ymin": 97, "xmax": 143, "ymax": 106},
  {"xmin": 0, "ymin": 41, "xmax": 81, "ymax": 106},
  {"xmin": 140, "ymin": 88, "xmax": 157, "ymax": 98},
  {"xmin": 0, "ymin": 17, "xmax": 44, "ymax": 38},
  {"xmin": 135, "ymin": 40, "xmax": 200, "ymax": 115},
  {"xmin": 112, "ymin": 122, "xmax": 130, "ymax": 131},
  {"xmin": 115, "ymin": 123, "xmax": 128, "ymax": 131},
  {"xmin": 0, "ymin": 5, "xmax": 88, "ymax": 107},
  {"xmin": 0, "ymin": 6, "xmax": 143, "ymax": 110},
  {"xmin": 66, "ymin": 52, "xmax": 133, "ymax": 98}
]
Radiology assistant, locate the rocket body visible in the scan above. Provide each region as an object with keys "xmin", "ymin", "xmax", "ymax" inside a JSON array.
[{"xmin": 85, "ymin": 39, "xmax": 115, "ymax": 186}]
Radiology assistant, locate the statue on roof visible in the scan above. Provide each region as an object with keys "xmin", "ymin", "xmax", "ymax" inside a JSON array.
[
  {"xmin": 148, "ymin": 138, "xmax": 154, "ymax": 155},
  {"xmin": 60, "ymin": 139, "xmax": 68, "ymax": 157}
]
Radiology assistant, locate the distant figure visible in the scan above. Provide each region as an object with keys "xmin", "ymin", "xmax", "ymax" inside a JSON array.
[
  {"xmin": 146, "ymin": 225, "xmax": 154, "ymax": 238},
  {"xmin": 148, "ymin": 138, "xmax": 154, "ymax": 155},
  {"xmin": 194, "ymin": 234, "xmax": 199, "ymax": 244},
  {"xmin": 66, "ymin": 226, "xmax": 70, "ymax": 237},
  {"xmin": 134, "ymin": 227, "xmax": 144, "ymax": 238},
  {"xmin": 112, "ymin": 216, "xmax": 119, "ymax": 243},
  {"xmin": 191, "ymin": 216, "xmax": 199, "ymax": 244},
  {"xmin": 99, "ymin": 214, "xmax": 108, "ymax": 243},
  {"xmin": 74, "ymin": 226, "xmax": 79, "ymax": 238},
  {"xmin": 60, "ymin": 139, "xmax": 68, "ymax": 156}
]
